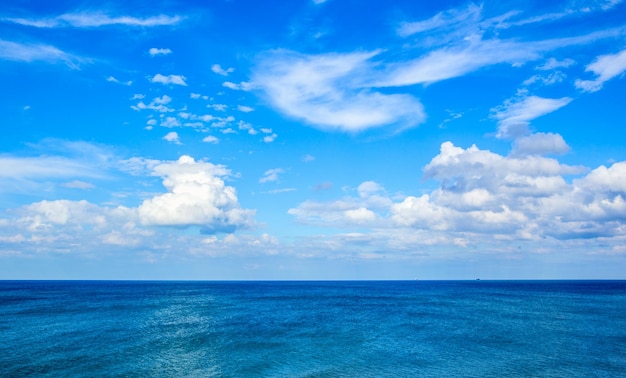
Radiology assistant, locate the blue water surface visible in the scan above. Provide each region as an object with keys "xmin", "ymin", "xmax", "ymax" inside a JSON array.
[{"xmin": 1, "ymin": 280, "xmax": 625, "ymax": 377}]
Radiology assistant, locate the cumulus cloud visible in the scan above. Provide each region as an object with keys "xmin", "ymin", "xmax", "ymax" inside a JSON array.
[
  {"xmin": 263, "ymin": 133, "xmax": 278, "ymax": 143},
  {"xmin": 393, "ymin": 141, "xmax": 624, "ymax": 239},
  {"xmin": 150, "ymin": 74, "xmax": 187, "ymax": 86},
  {"xmin": 149, "ymin": 48, "xmax": 172, "ymax": 56},
  {"xmin": 252, "ymin": 50, "xmax": 426, "ymax": 133},
  {"xmin": 575, "ymin": 48, "xmax": 626, "ymax": 92},
  {"xmin": 162, "ymin": 131, "xmax": 181, "ymax": 144},
  {"xmin": 3, "ymin": 12, "xmax": 183, "ymax": 28},
  {"xmin": 202, "ymin": 135, "xmax": 219, "ymax": 144},
  {"xmin": 138, "ymin": 155, "xmax": 255, "ymax": 232},
  {"xmin": 131, "ymin": 95, "xmax": 175, "ymax": 113},
  {"xmin": 288, "ymin": 181, "xmax": 392, "ymax": 226},
  {"xmin": 290, "ymin": 141, "xmax": 626, "ymax": 244}
]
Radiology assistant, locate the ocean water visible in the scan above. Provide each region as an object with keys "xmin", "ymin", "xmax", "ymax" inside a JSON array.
[{"xmin": 1, "ymin": 281, "xmax": 625, "ymax": 377}]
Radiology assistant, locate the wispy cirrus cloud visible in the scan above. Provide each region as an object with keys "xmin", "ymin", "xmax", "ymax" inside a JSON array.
[
  {"xmin": 3, "ymin": 12, "xmax": 183, "ymax": 28},
  {"xmin": 252, "ymin": 49, "xmax": 426, "ymax": 133},
  {"xmin": 575, "ymin": 48, "xmax": 626, "ymax": 92},
  {"xmin": 0, "ymin": 39, "xmax": 85, "ymax": 68},
  {"xmin": 491, "ymin": 94, "xmax": 572, "ymax": 139},
  {"xmin": 211, "ymin": 64, "xmax": 234, "ymax": 76}
]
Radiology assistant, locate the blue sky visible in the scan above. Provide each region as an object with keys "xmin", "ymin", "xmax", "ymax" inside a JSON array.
[{"xmin": 1, "ymin": 0, "xmax": 626, "ymax": 279}]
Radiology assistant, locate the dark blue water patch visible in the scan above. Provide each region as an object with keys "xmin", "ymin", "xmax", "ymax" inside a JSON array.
[{"xmin": 1, "ymin": 280, "xmax": 625, "ymax": 377}]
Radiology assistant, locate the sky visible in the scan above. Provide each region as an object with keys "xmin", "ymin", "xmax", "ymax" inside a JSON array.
[{"xmin": 1, "ymin": 0, "xmax": 626, "ymax": 280}]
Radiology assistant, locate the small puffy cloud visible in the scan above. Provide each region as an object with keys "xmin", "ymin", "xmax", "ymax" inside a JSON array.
[
  {"xmin": 131, "ymin": 95, "xmax": 174, "ymax": 113},
  {"xmin": 237, "ymin": 105, "xmax": 254, "ymax": 113},
  {"xmin": 263, "ymin": 133, "xmax": 278, "ymax": 143},
  {"xmin": 161, "ymin": 117, "xmax": 181, "ymax": 128},
  {"xmin": 150, "ymin": 73, "xmax": 187, "ymax": 86},
  {"xmin": 162, "ymin": 131, "xmax": 181, "ymax": 144},
  {"xmin": 491, "ymin": 95, "xmax": 572, "ymax": 139},
  {"xmin": 138, "ymin": 155, "xmax": 255, "ymax": 232},
  {"xmin": 131, "ymin": 94, "xmax": 145, "ymax": 100},
  {"xmin": 575, "ymin": 48, "xmax": 626, "ymax": 92},
  {"xmin": 149, "ymin": 47, "xmax": 172, "ymax": 56},
  {"xmin": 202, "ymin": 135, "xmax": 219, "ymax": 144},
  {"xmin": 303, "ymin": 154, "xmax": 315, "ymax": 162},
  {"xmin": 260, "ymin": 168, "xmax": 284, "ymax": 183},
  {"xmin": 190, "ymin": 93, "xmax": 201, "ymax": 99},
  {"xmin": 211, "ymin": 64, "xmax": 234, "ymax": 76}
]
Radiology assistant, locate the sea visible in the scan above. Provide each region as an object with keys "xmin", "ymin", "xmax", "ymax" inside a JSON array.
[{"xmin": 1, "ymin": 280, "xmax": 625, "ymax": 377}]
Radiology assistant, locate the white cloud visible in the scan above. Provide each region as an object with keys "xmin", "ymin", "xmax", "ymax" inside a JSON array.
[
  {"xmin": 106, "ymin": 76, "xmax": 132, "ymax": 85},
  {"xmin": 263, "ymin": 134, "xmax": 278, "ymax": 143},
  {"xmin": 0, "ymin": 39, "xmax": 84, "ymax": 69},
  {"xmin": 0, "ymin": 156, "xmax": 103, "ymax": 183},
  {"xmin": 491, "ymin": 95, "xmax": 573, "ymax": 138},
  {"xmin": 379, "ymin": 37, "xmax": 541, "ymax": 87},
  {"xmin": 138, "ymin": 156, "xmax": 255, "ymax": 232},
  {"xmin": 511, "ymin": 132, "xmax": 570, "ymax": 156},
  {"xmin": 162, "ymin": 131, "xmax": 181, "ymax": 144},
  {"xmin": 160, "ymin": 117, "xmax": 181, "ymax": 128},
  {"xmin": 149, "ymin": 47, "xmax": 172, "ymax": 56},
  {"xmin": 4, "ymin": 12, "xmax": 183, "ymax": 28},
  {"xmin": 211, "ymin": 64, "xmax": 234, "ymax": 76},
  {"xmin": 150, "ymin": 74, "xmax": 187, "ymax": 86},
  {"xmin": 252, "ymin": 50, "xmax": 426, "ymax": 133},
  {"xmin": 62, "ymin": 180, "xmax": 95, "ymax": 189},
  {"xmin": 575, "ymin": 48, "xmax": 626, "ymax": 92},
  {"xmin": 537, "ymin": 58, "xmax": 575, "ymax": 71},
  {"xmin": 344, "ymin": 207, "xmax": 377, "ymax": 224},
  {"xmin": 222, "ymin": 81, "xmax": 238, "ymax": 90},
  {"xmin": 289, "ymin": 141, "xmax": 626, "ymax": 244},
  {"xmin": 190, "ymin": 93, "xmax": 201, "ymax": 99},
  {"xmin": 202, "ymin": 135, "xmax": 219, "ymax": 144},
  {"xmin": 208, "ymin": 104, "xmax": 228, "ymax": 111},
  {"xmin": 288, "ymin": 181, "xmax": 392, "ymax": 227},
  {"xmin": 237, "ymin": 105, "xmax": 254, "ymax": 113},
  {"xmin": 259, "ymin": 168, "xmax": 284, "ymax": 183},
  {"xmin": 303, "ymin": 154, "xmax": 315, "ymax": 162},
  {"xmin": 397, "ymin": 3, "xmax": 483, "ymax": 37},
  {"xmin": 131, "ymin": 95, "xmax": 175, "ymax": 113}
]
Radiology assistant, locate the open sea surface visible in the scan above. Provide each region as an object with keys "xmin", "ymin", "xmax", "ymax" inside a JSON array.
[{"xmin": 1, "ymin": 280, "xmax": 625, "ymax": 377}]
